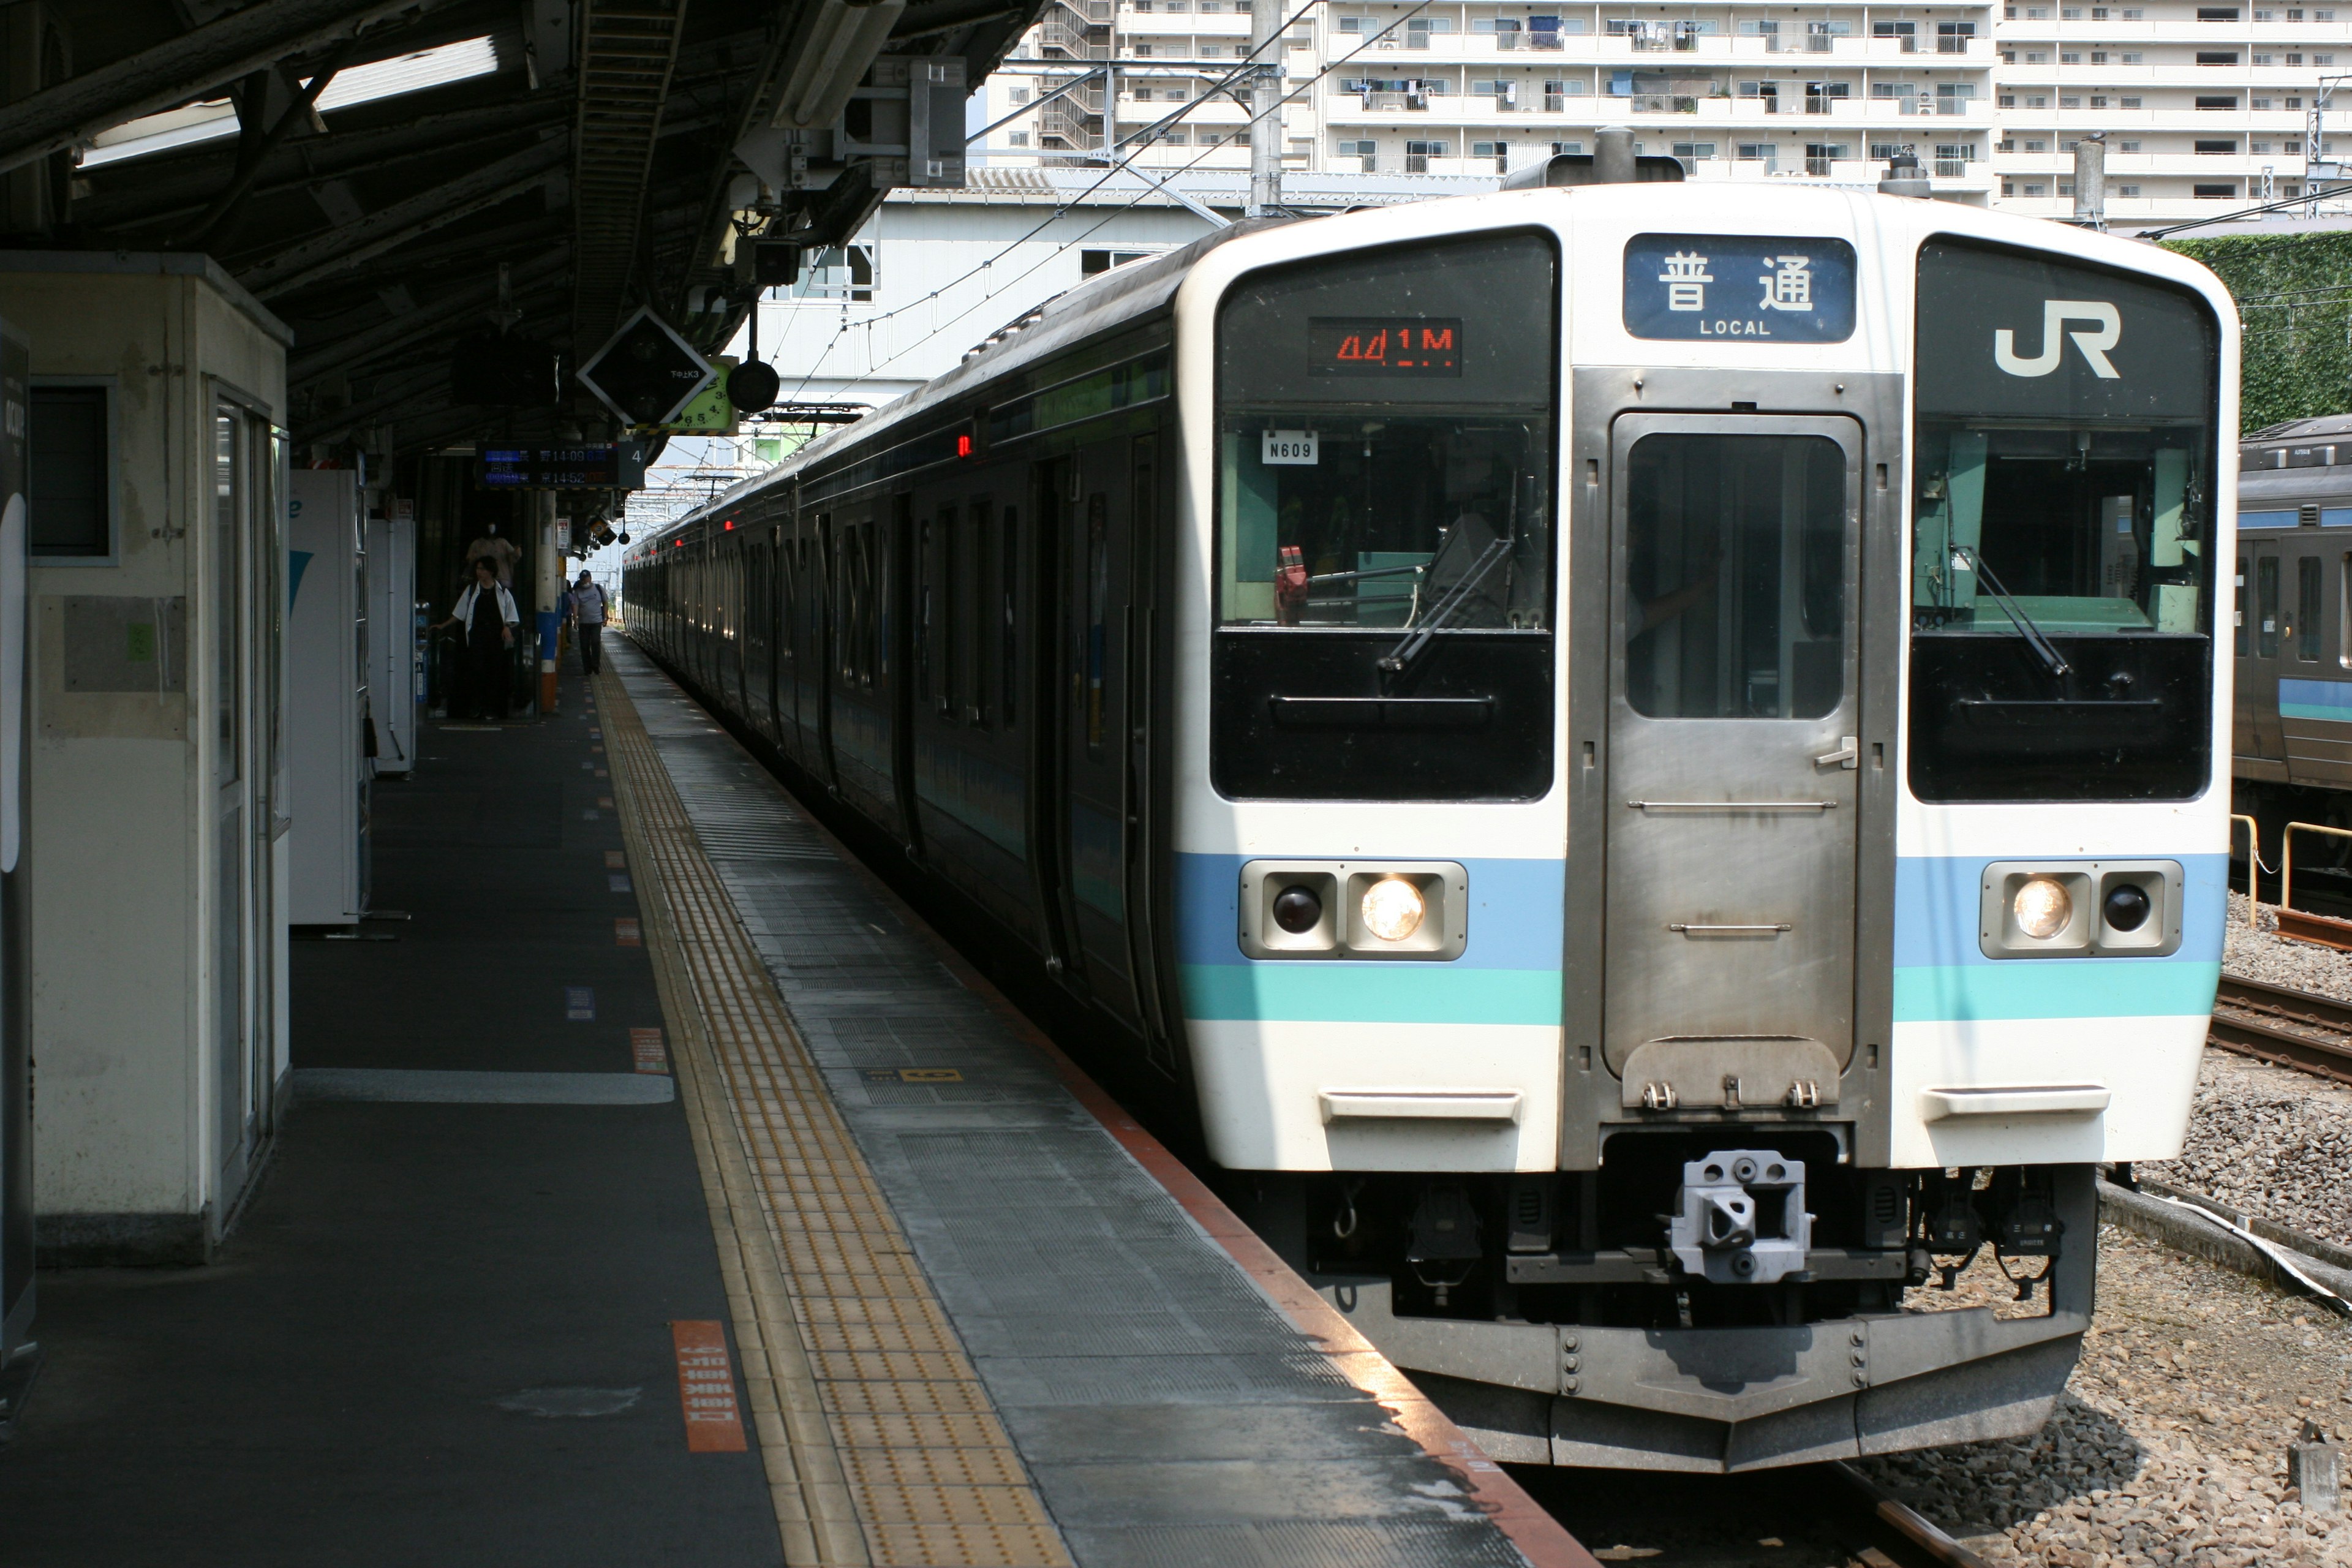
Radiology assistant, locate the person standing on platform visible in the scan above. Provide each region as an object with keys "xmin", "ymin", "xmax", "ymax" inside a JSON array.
[
  {"xmin": 433, "ymin": 557, "xmax": 519, "ymax": 721},
  {"xmin": 572, "ymin": 570, "xmax": 608, "ymax": 677},
  {"xmin": 465, "ymin": 522, "xmax": 520, "ymax": 586}
]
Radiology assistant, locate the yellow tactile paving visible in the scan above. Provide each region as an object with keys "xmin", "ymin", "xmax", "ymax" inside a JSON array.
[{"xmin": 598, "ymin": 669, "xmax": 1072, "ymax": 1568}]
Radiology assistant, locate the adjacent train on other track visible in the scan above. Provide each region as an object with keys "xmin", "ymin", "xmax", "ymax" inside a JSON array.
[{"xmin": 625, "ymin": 179, "xmax": 2236, "ymax": 1471}]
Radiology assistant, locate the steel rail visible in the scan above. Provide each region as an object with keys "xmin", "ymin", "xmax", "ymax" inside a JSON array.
[
  {"xmin": 1823, "ymin": 1461, "xmax": 1992, "ymax": 1568},
  {"xmin": 2211, "ymin": 973, "xmax": 2352, "ymax": 1085}
]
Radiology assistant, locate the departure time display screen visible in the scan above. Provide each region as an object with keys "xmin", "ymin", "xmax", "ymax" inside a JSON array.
[{"xmin": 1308, "ymin": 317, "xmax": 1463, "ymax": 377}]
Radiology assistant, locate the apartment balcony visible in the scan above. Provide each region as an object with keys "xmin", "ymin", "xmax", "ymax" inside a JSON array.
[
  {"xmin": 1994, "ymin": 151, "xmax": 2321, "ymax": 178},
  {"xmin": 1313, "ymin": 31, "xmax": 1992, "ymax": 65},
  {"xmin": 1679, "ymin": 154, "xmax": 1998, "ymax": 191},
  {"xmin": 1317, "ymin": 91, "xmax": 1990, "ymax": 128},
  {"xmin": 1994, "ymin": 18, "xmax": 2352, "ymax": 42},
  {"xmin": 1995, "ymin": 63, "xmax": 2352, "ymax": 85},
  {"xmin": 1996, "ymin": 104, "xmax": 2332, "ymax": 129}
]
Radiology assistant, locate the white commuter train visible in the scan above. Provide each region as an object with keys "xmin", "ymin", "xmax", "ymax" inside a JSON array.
[{"xmin": 625, "ymin": 172, "xmax": 2234, "ymax": 1471}]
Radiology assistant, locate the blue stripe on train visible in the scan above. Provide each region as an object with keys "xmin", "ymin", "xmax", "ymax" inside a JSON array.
[
  {"xmin": 2280, "ymin": 677, "xmax": 2352, "ymax": 723},
  {"xmin": 1891, "ymin": 853, "xmax": 2226, "ymax": 1022},
  {"xmin": 1174, "ymin": 852, "xmax": 1564, "ymax": 1025}
]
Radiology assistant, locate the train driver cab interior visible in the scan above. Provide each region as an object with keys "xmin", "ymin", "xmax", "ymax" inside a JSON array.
[{"xmin": 1908, "ymin": 237, "xmax": 2221, "ymax": 802}]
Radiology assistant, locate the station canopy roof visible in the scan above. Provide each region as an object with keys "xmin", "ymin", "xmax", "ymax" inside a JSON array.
[{"xmin": 0, "ymin": 0, "xmax": 1043, "ymax": 455}]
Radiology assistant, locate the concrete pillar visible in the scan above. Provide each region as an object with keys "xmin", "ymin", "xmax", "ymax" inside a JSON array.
[
  {"xmin": 535, "ymin": 490, "xmax": 559, "ymax": 713},
  {"xmin": 2073, "ymin": 134, "xmax": 2106, "ymax": 230},
  {"xmin": 1245, "ymin": 0, "xmax": 1283, "ymax": 217}
]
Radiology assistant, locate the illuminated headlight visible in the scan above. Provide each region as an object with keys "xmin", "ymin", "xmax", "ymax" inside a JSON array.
[
  {"xmin": 1360, "ymin": 877, "xmax": 1427, "ymax": 943},
  {"xmin": 2012, "ymin": 876, "xmax": 2073, "ymax": 941}
]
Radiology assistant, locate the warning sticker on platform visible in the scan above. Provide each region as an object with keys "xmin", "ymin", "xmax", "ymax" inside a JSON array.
[
  {"xmin": 631, "ymin": 1027, "xmax": 666, "ymax": 1071},
  {"xmin": 669, "ymin": 1321, "xmax": 747, "ymax": 1452}
]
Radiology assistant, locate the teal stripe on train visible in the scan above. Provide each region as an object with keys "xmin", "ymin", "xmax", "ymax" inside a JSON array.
[
  {"xmin": 1179, "ymin": 963, "xmax": 1562, "ymax": 1025},
  {"xmin": 1892, "ymin": 959, "xmax": 2222, "ymax": 1023}
]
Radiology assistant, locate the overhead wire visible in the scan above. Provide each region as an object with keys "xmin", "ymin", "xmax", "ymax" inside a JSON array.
[{"xmin": 777, "ymin": 0, "xmax": 1440, "ymax": 402}]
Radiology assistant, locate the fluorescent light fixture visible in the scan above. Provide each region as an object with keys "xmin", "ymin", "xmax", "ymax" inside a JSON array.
[{"xmin": 83, "ymin": 35, "xmax": 504, "ymax": 169}]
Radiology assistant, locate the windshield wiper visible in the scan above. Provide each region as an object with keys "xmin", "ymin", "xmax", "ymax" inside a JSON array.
[
  {"xmin": 1379, "ymin": 530, "xmax": 1513, "ymax": 680},
  {"xmin": 1378, "ymin": 483, "xmax": 1526, "ymax": 682},
  {"xmin": 1952, "ymin": 545, "xmax": 2071, "ymax": 680}
]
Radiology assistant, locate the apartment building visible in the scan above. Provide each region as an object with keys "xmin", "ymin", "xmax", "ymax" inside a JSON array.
[{"xmin": 975, "ymin": 0, "xmax": 2352, "ymax": 223}]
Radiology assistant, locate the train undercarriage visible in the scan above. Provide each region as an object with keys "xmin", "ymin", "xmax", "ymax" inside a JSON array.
[{"xmin": 1229, "ymin": 1150, "xmax": 2099, "ymax": 1472}]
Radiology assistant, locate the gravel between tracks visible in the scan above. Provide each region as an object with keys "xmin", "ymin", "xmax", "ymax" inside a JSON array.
[
  {"xmin": 1859, "ymin": 1227, "xmax": 2352, "ymax": 1567},
  {"xmin": 2224, "ymin": 892, "xmax": 2352, "ymax": 1002},
  {"xmin": 2174, "ymin": 896, "xmax": 2352, "ymax": 1251}
]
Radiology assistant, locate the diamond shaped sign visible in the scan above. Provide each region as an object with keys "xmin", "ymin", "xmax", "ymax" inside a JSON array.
[{"xmin": 576, "ymin": 306, "xmax": 716, "ymax": 428}]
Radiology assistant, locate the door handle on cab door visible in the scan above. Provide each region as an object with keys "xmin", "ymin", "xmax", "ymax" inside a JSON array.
[{"xmin": 1814, "ymin": 736, "xmax": 1858, "ymax": 769}]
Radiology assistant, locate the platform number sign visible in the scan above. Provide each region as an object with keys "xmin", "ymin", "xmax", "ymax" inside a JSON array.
[{"xmin": 1622, "ymin": 235, "xmax": 1856, "ymax": 344}]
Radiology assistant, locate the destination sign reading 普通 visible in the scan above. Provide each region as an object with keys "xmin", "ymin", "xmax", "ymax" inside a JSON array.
[
  {"xmin": 1308, "ymin": 317, "xmax": 1464, "ymax": 377},
  {"xmin": 1621, "ymin": 235, "xmax": 1857, "ymax": 344}
]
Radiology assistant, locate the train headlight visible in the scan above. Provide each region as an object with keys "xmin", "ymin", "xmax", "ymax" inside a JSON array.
[
  {"xmin": 1360, "ymin": 877, "xmax": 1427, "ymax": 943},
  {"xmin": 2013, "ymin": 876, "xmax": 2073, "ymax": 940}
]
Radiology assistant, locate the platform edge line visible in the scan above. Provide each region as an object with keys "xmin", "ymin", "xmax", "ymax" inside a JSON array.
[
  {"xmin": 613, "ymin": 645, "xmax": 1604, "ymax": 1568},
  {"xmin": 602, "ymin": 669, "xmax": 873, "ymax": 1568}
]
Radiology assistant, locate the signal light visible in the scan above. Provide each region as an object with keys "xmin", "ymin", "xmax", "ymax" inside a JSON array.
[
  {"xmin": 724, "ymin": 518, "xmax": 735, "ymax": 530},
  {"xmin": 956, "ymin": 432, "xmax": 973, "ymax": 458}
]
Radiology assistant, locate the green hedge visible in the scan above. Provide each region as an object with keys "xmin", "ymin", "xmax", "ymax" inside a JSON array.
[{"xmin": 2164, "ymin": 232, "xmax": 2352, "ymax": 433}]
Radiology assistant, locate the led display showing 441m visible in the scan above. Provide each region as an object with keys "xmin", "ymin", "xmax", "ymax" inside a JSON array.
[{"xmin": 1308, "ymin": 317, "xmax": 1462, "ymax": 377}]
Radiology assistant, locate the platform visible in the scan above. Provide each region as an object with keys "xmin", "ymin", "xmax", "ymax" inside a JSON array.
[{"xmin": 0, "ymin": 646, "xmax": 1592, "ymax": 1568}]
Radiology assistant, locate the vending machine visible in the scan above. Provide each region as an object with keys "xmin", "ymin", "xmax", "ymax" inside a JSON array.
[
  {"xmin": 287, "ymin": 470, "xmax": 369, "ymax": 925},
  {"xmin": 364, "ymin": 500, "xmax": 416, "ymax": 779}
]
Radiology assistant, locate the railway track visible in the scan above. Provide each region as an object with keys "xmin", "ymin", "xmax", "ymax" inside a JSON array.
[
  {"xmin": 2211, "ymin": 973, "xmax": 2352, "ymax": 1085},
  {"xmin": 1514, "ymin": 1460, "xmax": 1988, "ymax": 1567}
]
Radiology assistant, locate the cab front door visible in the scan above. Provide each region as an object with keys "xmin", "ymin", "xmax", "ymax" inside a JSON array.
[{"xmin": 1603, "ymin": 415, "xmax": 1864, "ymax": 1110}]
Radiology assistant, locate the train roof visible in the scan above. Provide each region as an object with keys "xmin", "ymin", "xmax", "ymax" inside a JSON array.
[
  {"xmin": 2245, "ymin": 414, "xmax": 2352, "ymax": 443},
  {"xmin": 637, "ymin": 216, "xmax": 1295, "ymax": 548}
]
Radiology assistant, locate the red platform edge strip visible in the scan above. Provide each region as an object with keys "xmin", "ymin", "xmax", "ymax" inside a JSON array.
[{"xmin": 679, "ymin": 726, "xmax": 1603, "ymax": 1568}]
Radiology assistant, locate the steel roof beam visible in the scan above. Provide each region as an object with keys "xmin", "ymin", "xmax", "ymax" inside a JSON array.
[
  {"xmin": 569, "ymin": 0, "xmax": 689, "ymax": 351},
  {"xmin": 238, "ymin": 137, "xmax": 566, "ymax": 299},
  {"xmin": 0, "ymin": 0, "xmax": 457, "ymax": 177},
  {"xmin": 290, "ymin": 249, "xmax": 571, "ymax": 383}
]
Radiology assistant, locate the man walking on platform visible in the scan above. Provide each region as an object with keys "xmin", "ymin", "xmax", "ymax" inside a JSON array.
[{"xmin": 572, "ymin": 570, "xmax": 608, "ymax": 676}]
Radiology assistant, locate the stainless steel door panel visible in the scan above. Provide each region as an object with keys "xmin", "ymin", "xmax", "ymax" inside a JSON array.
[{"xmin": 1604, "ymin": 415, "xmax": 1863, "ymax": 1077}]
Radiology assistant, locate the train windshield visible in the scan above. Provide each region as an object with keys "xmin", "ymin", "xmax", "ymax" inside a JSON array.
[
  {"xmin": 1213, "ymin": 234, "xmax": 1557, "ymax": 633},
  {"xmin": 1210, "ymin": 233, "xmax": 1559, "ymax": 801},
  {"xmin": 1909, "ymin": 238, "xmax": 2220, "ymax": 802}
]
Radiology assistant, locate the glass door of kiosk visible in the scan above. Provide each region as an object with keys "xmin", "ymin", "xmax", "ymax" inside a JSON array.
[{"xmin": 1604, "ymin": 416, "xmax": 1864, "ymax": 1104}]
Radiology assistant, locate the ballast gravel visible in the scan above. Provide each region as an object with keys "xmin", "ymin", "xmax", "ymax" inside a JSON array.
[
  {"xmin": 1859, "ymin": 1228, "xmax": 2352, "ymax": 1567},
  {"xmin": 2224, "ymin": 892, "xmax": 2352, "ymax": 1003}
]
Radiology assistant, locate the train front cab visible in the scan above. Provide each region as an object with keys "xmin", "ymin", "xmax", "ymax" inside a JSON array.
[{"xmin": 1175, "ymin": 189, "xmax": 2233, "ymax": 1472}]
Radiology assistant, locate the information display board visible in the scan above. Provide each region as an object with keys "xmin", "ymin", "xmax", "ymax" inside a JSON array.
[{"xmin": 477, "ymin": 442, "xmax": 647, "ymax": 491}]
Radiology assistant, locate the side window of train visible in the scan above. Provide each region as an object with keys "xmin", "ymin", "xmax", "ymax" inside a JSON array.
[
  {"xmin": 1910, "ymin": 236, "xmax": 2221, "ymax": 802},
  {"xmin": 2236, "ymin": 554, "xmax": 2248, "ymax": 658},
  {"xmin": 2299, "ymin": 555, "xmax": 2323, "ymax": 663},
  {"xmin": 917, "ymin": 509, "xmax": 935, "ymax": 707},
  {"xmin": 968, "ymin": 499, "xmax": 992, "ymax": 727},
  {"xmin": 1086, "ymin": 492, "xmax": 1109, "ymax": 757},
  {"xmin": 1000, "ymin": 506, "xmax": 1020, "ymax": 728},
  {"xmin": 862, "ymin": 520, "xmax": 881, "ymax": 689},
  {"xmin": 2258, "ymin": 556, "xmax": 2279, "ymax": 660},
  {"xmin": 941, "ymin": 504, "xmax": 959, "ymax": 719}
]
